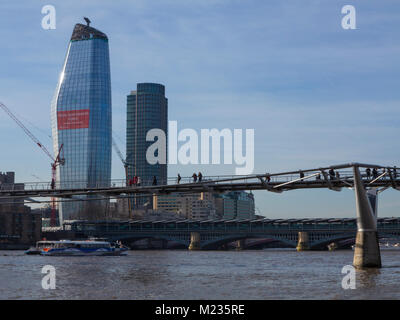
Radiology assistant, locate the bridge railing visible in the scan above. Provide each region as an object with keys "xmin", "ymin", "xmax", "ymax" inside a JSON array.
[{"xmin": 2, "ymin": 166, "xmax": 397, "ymax": 192}]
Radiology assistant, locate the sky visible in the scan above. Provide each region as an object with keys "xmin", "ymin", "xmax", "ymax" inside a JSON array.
[{"xmin": 0, "ymin": 0, "xmax": 399, "ymax": 218}]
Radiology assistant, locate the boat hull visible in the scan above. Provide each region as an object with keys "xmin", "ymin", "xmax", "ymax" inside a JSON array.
[
  {"xmin": 25, "ymin": 248, "xmax": 42, "ymax": 255},
  {"xmin": 41, "ymin": 248, "xmax": 128, "ymax": 256}
]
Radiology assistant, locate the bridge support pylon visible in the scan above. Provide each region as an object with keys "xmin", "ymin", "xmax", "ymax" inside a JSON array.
[
  {"xmin": 236, "ymin": 239, "xmax": 245, "ymax": 250},
  {"xmin": 296, "ymin": 232, "xmax": 310, "ymax": 251},
  {"xmin": 352, "ymin": 166, "xmax": 381, "ymax": 268},
  {"xmin": 188, "ymin": 232, "xmax": 201, "ymax": 250}
]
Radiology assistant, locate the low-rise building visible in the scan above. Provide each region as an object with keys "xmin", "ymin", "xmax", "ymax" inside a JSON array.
[
  {"xmin": 0, "ymin": 171, "xmax": 42, "ymax": 248},
  {"xmin": 215, "ymin": 191, "xmax": 255, "ymax": 220},
  {"xmin": 153, "ymin": 190, "xmax": 255, "ymax": 220}
]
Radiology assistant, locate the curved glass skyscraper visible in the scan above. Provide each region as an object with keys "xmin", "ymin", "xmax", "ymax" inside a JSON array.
[{"xmin": 51, "ymin": 22, "xmax": 112, "ymax": 221}]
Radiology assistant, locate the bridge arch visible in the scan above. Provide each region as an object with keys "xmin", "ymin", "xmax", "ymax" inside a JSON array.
[
  {"xmin": 106, "ymin": 233, "xmax": 191, "ymax": 248},
  {"xmin": 310, "ymin": 233, "xmax": 356, "ymax": 249},
  {"xmin": 200, "ymin": 233, "xmax": 298, "ymax": 250}
]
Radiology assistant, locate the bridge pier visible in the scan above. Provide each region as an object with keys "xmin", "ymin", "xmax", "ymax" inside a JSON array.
[
  {"xmin": 188, "ymin": 232, "xmax": 201, "ymax": 250},
  {"xmin": 236, "ymin": 239, "xmax": 245, "ymax": 250},
  {"xmin": 353, "ymin": 166, "xmax": 381, "ymax": 268},
  {"xmin": 296, "ymin": 232, "xmax": 310, "ymax": 251}
]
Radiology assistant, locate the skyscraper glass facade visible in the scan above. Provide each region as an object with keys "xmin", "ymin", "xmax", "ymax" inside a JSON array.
[
  {"xmin": 126, "ymin": 83, "xmax": 167, "ymax": 206},
  {"xmin": 51, "ymin": 23, "xmax": 112, "ymax": 221}
]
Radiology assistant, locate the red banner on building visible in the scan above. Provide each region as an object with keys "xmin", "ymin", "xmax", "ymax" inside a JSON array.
[{"xmin": 57, "ymin": 109, "xmax": 90, "ymax": 130}]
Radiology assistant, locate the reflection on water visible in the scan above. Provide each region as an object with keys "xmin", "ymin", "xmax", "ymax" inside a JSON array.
[
  {"xmin": 357, "ymin": 268, "xmax": 381, "ymax": 289},
  {"xmin": 0, "ymin": 249, "xmax": 399, "ymax": 300}
]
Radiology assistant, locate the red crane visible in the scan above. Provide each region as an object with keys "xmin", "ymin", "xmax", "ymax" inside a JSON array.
[{"xmin": 0, "ymin": 102, "xmax": 65, "ymax": 227}]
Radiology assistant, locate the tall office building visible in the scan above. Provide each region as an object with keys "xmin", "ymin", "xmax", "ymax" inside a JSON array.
[
  {"xmin": 51, "ymin": 21, "xmax": 112, "ymax": 221},
  {"xmin": 126, "ymin": 83, "xmax": 168, "ymax": 207}
]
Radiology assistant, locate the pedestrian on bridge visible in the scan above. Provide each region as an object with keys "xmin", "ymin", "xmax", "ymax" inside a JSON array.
[
  {"xmin": 137, "ymin": 176, "xmax": 141, "ymax": 186},
  {"xmin": 366, "ymin": 168, "xmax": 371, "ymax": 179},
  {"xmin": 373, "ymin": 168, "xmax": 378, "ymax": 179},
  {"xmin": 329, "ymin": 168, "xmax": 335, "ymax": 180},
  {"xmin": 198, "ymin": 172, "xmax": 203, "ymax": 182},
  {"xmin": 336, "ymin": 171, "xmax": 340, "ymax": 180},
  {"xmin": 192, "ymin": 173, "xmax": 197, "ymax": 183},
  {"xmin": 299, "ymin": 171, "xmax": 304, "ymax": 179},
  {"xmin": 177, "ymin": 174, "xmax": 181, "ymax": 184},
  {"xmin": 152, "ymin": 176, "xmax": 157, "ymax": 186}
]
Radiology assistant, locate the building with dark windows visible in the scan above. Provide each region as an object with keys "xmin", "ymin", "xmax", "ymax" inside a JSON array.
[
  {"xmin": 51, "ymin": 21, "xmax": 112, "ymax": 222},
  {"xmin": 126, "ymin": 83, "xmax": 168, "ymax": 208},
  {"xmin": 0, "ymin": 171, "xmax": 41, "ymax": 249},
  {"xmin": 214, "ymin": 191, "xmax": 255, "ymax": 220}
]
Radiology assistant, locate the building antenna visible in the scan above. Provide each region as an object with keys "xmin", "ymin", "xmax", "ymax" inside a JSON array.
[{"xmin": 84, "ymin": 17, "xmax": 91, "ymax": 26}]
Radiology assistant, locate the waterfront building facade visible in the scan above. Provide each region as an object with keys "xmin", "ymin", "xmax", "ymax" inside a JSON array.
[
  {"xmin": 0, "ymin": 171, "xmax": 41, "ymax": 248},
  {"xmin": 153, "ymin": 191, "xmax": 254, "ymax": 220}
]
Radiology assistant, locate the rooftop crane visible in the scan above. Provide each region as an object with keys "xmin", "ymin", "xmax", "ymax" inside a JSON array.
[
  {"xmin": 0, "ymin": 102, "xmax": 65, "ymax": 227},
  {"xmin": 111, "ymin": 137, "xmax": 133, "ymax": 217}
]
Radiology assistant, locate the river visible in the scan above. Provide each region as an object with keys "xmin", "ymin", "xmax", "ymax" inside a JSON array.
[{"xmin": 1, "ymin": 249, "xmax": 399, "ymax": 300}]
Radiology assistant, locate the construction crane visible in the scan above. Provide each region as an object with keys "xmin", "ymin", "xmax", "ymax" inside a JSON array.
[
  {"xmin": 0, "ymin": 102, "xmax": 65, "ymax": 227},
  {"xmin": 111, "ymin": 137, "xmax": 133, "ymax": 217}
]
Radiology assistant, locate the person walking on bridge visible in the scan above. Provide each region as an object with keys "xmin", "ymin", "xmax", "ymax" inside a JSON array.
[
  {"xmin": 198, "ymin": 172, "xmax": 203, "ymax": 182},
  {"xmin": 177, "ymin": 174, "xmax": 181, "ymax": 184},
  {"xmin": 192, "ymin": 173, "xmax": 197, "ymax": 183},
  {"xmin": 329, "ymin": 168, "xmax": 335, "ymax": 180},
  {"xmin": 366, "ymin": 168, "xmax": 371, "ymax": 180},
  {"xmin": 372, "ymin": 168, "xmax": 378, "ymax": 179},
  {"xmin": 152, "ymin": 176, "xmax": 157, "ymax": 186}
]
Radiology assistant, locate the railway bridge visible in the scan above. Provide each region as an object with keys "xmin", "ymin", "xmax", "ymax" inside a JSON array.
[{"xmin": 63, "ymin": 217, "xmax": 400, "ymax": 251}]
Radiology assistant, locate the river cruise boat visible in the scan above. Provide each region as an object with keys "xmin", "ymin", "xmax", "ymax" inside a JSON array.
[{"xmin": 25, "ymin": 240, "xmax": 128, "ymax": 256}]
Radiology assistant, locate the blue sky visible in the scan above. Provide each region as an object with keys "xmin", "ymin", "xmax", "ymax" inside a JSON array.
[{"xmin": 0, "ymin": 0, "xmax": 399, "ymax": 217}]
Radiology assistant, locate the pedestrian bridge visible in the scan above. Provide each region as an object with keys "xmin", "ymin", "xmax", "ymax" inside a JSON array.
[
  {"xmin": 63, "ymin": 217, "xmax": 400, "ymax": 250},
  {"xmin": 0, "ymin": 162, "xmax": 398, "ymax": 200}
]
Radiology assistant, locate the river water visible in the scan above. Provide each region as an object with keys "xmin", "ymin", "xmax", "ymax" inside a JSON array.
[{"xmin": 1, "ymin": 249, "xmax": 399, "ymax": 300}]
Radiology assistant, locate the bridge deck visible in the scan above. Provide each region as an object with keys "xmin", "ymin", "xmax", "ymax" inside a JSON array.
[{"xmin": 0, "ymin": 163, "xmax": 399, "ymax": 200}]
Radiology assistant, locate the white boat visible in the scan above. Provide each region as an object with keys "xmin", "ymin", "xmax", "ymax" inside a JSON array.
[{"xmin": 30, "ymin": 240, "xmax": 128, "ymax": 256}]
